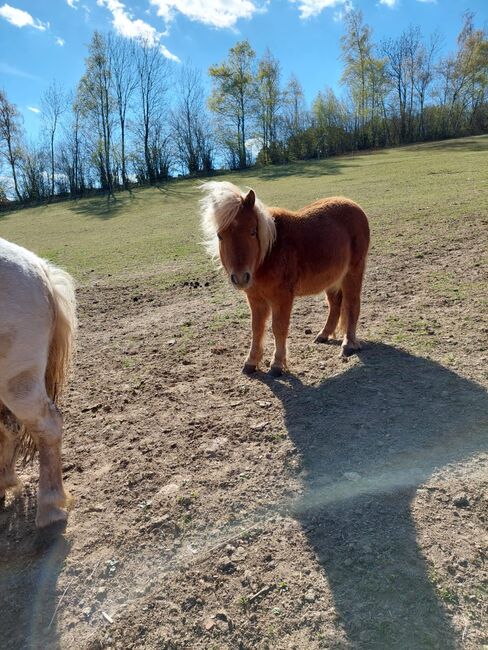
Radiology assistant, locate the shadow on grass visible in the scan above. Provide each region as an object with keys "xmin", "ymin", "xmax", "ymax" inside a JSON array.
[
  {"xmin": 0, "ymin": 487, "xmax": 70, "ymax": 650},
  {"xmin": 67, "ymin": 183, "xmax": 199, "ymax": 220},
  {"xmin": 68, "ymin": 192, "xmax": 134, "ymax": 220},
  {"xmin": 408, "ymin": 136, "xmax": 488, "ymax": 154},
  {"xmin": 155, "ymin": 182, "xmax": 198, "ymax": 199},
  {"xmin": 255, "ymin": 343, "xmax": 487, "ymax": 648},
  {"xmin": 239, "ymin": 157, "xmax": 355, "ymax": 181}
]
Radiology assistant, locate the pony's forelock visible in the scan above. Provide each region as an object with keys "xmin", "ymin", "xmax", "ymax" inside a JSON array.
[{"xmin": 200, "ymin": 181, "xmax": 276, "ymax": 266}]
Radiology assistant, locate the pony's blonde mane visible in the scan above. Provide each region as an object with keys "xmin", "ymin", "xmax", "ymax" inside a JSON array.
[{"xmin": 200, "ymin": 181, "xmax": 276, "ymax": 267}]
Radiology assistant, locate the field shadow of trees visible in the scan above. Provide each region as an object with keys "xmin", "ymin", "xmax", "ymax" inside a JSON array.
[
  {"xmin": 241, "ymin": 157, "xmax": 355, "ymax": 181},
  {"xmin": 0, "ymin": 487, "xmax": 70, "ymax": 650},
  {"xmin": 408, "ymin": 136, "xmax": 488, "ymax": 153},
  {"xmin": 257, "ymin": 343, "xmax": 487, "ymax": 648},
  {"xmin": 66, "ymin": 183, "xmax": 197, "ymax": 220},
  {"xmin": 68, "ymin": 194, "xmax": 133, "ymax": 221}
]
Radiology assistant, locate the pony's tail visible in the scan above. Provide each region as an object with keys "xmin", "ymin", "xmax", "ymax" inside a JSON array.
[
  {"xmin": 44, "ymin": 262, "xmax": 77, "ymax": 404},
  {"xmin": 18, "ymin": 262, "xmax": 77, "ymax": 463}
]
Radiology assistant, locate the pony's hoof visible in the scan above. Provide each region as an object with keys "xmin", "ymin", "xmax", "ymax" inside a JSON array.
[
  {"xmin": 242, "ymin": 363, "xmax": 257, "ymax": 375},
  {"xmin": 340, "ymin": 344, "xmax": 361, "ymax": 359},
  {"xmin": 314, "ymin": 335, "xmax": 330, "ymax": 344},
  {"xmin": 36, "ymin": 506, "xmax": 68, "ymax": 529},
  {"xmin": 35, "ymin": 519, "xmax": 68, "ymax": 548},
  {"xmin": 269, "ymin": 366, "xmax": 284, "ymax": 378}
]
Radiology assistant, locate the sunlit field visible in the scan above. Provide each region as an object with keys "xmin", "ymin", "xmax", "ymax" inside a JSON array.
[{"xmin": 2, "ymin": 135, "xmax": 487, "ymax": 289}]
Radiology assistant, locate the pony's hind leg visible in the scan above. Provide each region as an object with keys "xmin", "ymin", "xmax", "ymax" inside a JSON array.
[
  {"xmin": 32, "ymin": 402, "xmax": 70, "ymax": 528},
  {"xmin": 340, "ymin": 264, "xmax": 365, "ymax": 358},
  {"xmin": 0, "ymin": 372, "xmax": 70, "ymax": 527},
  {"xmin": 315, "ymin": 289, "xmax": 343, "ymax": 343},
  {"xmin": 0, "ymin": 417, "xmax": 20, "ymax": 500}
]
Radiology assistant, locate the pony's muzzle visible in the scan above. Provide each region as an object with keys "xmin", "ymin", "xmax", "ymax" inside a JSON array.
[{"xmin": 230, "ymin": 272, "xmax": 251, "ymax": 289}]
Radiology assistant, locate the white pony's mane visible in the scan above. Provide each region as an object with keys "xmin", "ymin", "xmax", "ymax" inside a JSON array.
[{"xmin": 200, "ymin": 181, "xmax": 276, "ymax": 266}]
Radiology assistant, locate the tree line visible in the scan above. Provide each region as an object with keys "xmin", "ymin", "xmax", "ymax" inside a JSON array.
[{"xmin": 0, "ymin": 9, "xmax": 487, "ymax": 204}]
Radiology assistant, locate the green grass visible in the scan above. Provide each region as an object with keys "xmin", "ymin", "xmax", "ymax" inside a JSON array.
[{"xmin": 1, "ymin": 135, "xmax": 487, "ymax": 287}]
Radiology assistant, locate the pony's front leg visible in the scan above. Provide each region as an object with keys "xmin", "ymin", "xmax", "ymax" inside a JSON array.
[
  {"xmin": 270, "ymin": 296, "xmax": 293, "ymax": 377},
  {"xmin": 243, "ymin": 296, "xmax": 270, "ymax": 374}
]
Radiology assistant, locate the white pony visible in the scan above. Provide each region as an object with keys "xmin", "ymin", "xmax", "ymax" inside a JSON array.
[{"xmin": 0, "ymin": 237, "xmax": 77, "ymax": 527}]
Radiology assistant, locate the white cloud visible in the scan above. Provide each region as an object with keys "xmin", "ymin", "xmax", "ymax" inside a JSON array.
[
  {"xmin": 66, "ymin": 0, "xmax": 79, "ymax": 6},
  {"xmin": 289, "ymin": 0, "xmax": 347, "ymax": 20},
  {"xmin": 0, "ymin": 3, "xmax": 48, "ymax": 30},
  {"xmin": 27, "ymin": 106, "xmax": 40, "ymax": 114},
  {"xmin": 56, "ymin": 36, "xmax": 65, "ymax": 46},
  {"xmin": 379, "ymin": 0, "xmax": 398, "ymax": 7},
  {"xmin": 97, "ymin": 0, "xmax": 180, "ymax": 61},
  {"xmin": 159, "ymin": 44, "xmax": 180, "ymax": 62},
  {"xmin": 149, "ymin": 0, "xmax": 261, "ymax": 29}
]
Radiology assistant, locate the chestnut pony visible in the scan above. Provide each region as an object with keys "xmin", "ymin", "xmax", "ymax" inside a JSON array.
[{"xmin": 201, "ymin": 181, "xmax": 370, "ymax": 376}]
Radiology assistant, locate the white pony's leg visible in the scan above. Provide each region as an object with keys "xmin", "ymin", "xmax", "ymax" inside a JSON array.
[
  {"xmin": 0, "ymin": 420, "xmax": 20, "ymax": 499},
  {"xmin": 0, "ymin": 372, "xmax": 69, "ymax": 527}
]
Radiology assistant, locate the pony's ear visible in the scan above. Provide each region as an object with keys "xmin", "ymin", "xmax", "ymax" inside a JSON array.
[{"xmin": 243, "ymin": 188, "xmax": 255, "ymax": 208}]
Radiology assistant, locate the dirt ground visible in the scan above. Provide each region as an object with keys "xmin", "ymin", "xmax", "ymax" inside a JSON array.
[{"xmin": 1, "ymin": 228, "xmax": 487, "ymax": 649}]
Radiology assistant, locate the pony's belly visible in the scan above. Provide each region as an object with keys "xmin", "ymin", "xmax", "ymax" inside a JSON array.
[{"xmin": 295, "ymin": 269, "xmax": 343, "ymax": 296}]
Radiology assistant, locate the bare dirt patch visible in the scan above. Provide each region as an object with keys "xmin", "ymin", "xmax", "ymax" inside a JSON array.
[{"xmin": 1, "ymin": 239, "xmax": 487, "ymax": 649}]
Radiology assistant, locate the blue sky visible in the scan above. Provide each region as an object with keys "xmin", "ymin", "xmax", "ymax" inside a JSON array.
[{"xmin": 1, "ymin": 0, "xmax": 487, "ymax": 139}]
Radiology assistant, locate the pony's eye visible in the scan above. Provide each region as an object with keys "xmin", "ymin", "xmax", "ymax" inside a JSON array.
[
  {"xmin": 250, "ymin": 229, "xmax": 257, "ymax": 237},
  {"xmin": 217, "ymin": 233, "xmax": 223, "ymax": 241}
]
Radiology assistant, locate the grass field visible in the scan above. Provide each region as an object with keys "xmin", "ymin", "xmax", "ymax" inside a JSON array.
[
  {"xmin": 1, "ymin": 136, "xmax": 487, "ymax": 288},
  {"xmin": 1, "ymin": 136, "xmax": 487, "ymax": 650}
]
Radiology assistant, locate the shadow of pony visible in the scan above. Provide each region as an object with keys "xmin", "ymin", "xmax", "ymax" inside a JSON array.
[
  {"xmin": 257, "ymin": 343, "xmax": 487, "ymax": 648},
  {"xmin": 0, "ymin": 486, "xmax": 70, "ymax": 650}
]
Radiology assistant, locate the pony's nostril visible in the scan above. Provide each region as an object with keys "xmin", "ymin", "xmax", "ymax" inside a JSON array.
[
  {"xmin": 231, "ymin": 274, "xmax": 238, "ymax": 285},
  {"xmin": 243, "ymin": 272, "xmax": 250, "ymax": 284}
]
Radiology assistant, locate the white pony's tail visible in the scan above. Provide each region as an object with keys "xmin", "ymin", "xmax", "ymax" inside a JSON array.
[
  {"xmin": 17, "ymin": 260, "xmax": 77, "ymax": 463},
  {"xmin": 43, "ymin": 262, "xmax": 77, "ymax": 404}
]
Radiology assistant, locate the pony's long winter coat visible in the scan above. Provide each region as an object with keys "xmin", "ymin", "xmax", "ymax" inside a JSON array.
[{"xmin": 201, "ymin": 182, "xmax": 370, "ymax": 374}]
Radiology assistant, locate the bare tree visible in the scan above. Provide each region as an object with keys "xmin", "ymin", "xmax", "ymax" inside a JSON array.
[
  {"xmin": 382, "ymin": 26, "xmax": 424, "ymax": 143},
  {"xmin": 135, "ymin": 41, "xmax": 171, "ymax": 184},
  {"xmin": 59, "ymin": 96, "xmax": 87, "ymax": 196},
  {"xmin": 108, "ymin": 34, "xmax": 137, "ymax": 189},
  {"xmin": 283, "ymin": 75, "xmax": 307, "ymax": 135},
  {"xmin": 414, "ymin": 31, "xmax": 442, "ymax": 139},
  {"xmin": 282, "ymin": 75, "xmax": 312, "ymax": 160},
  {"xmin": 41, "ymin": 81, "xmax": 65, "ymax": 198},
  {"xmin": 20, "ymin": 141, "xmax": 49, "ymax": 202},
  {"xmin": 171, "ymin": 65, "xmax": 214, "ymax": 175},
  {"xmin": 78, "ymin": 32, "xmax": 115, "ymax": 194},
  {"xmin": 0, "ymin": 89, "xmax": 24, "ymax": 201}
]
